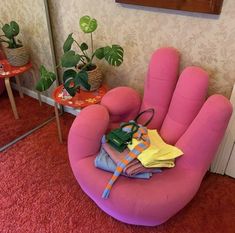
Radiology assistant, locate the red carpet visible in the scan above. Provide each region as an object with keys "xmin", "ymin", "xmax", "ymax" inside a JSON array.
[
  {"xmin": 0, "ymin": 90, "xmax": 54, "ymax": 148},
  {"xmin": 1, "ymin": 113, "xmax": 235, "ymax": 233}
]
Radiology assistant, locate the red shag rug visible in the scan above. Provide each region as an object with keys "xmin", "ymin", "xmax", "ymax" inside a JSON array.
[
  {"xmin": 0, "ymin": 90, "xmax": 54, "ymax": 148},
  {"xmin": 0, "ymin": 113, "xmax": 235, "ymax": 233}
]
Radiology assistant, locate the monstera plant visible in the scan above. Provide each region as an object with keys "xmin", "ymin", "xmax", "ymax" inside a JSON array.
[
  {"xmin": 0, "ymin": 21, "xmax": 22, "ymax": 48},
  {"xmin": 0, "ymin": 20, "xmax": 29, "ymax": 66},
  {"xmin": 36, "ymin": 15, "xmax": 124, "ymax": 96}
]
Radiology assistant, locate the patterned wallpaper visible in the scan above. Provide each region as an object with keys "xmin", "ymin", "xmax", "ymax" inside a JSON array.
[
  {"xmin": 1, "ymin": 0, "xmax": 235, "ymax": 98},
  {"xmin": 49, "ymin": 0, "xmax": 235, "ymax": 98},
  {"xmin": 0, "ymin": 0, "xmax": 55, "ymax": 97}
]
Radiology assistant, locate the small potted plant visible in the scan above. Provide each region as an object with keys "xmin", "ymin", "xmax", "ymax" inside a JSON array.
[
  {"xmin": 36, "ymin": 15, "xmax": 124, "ymax": 96},
  {"xmin": 0, "ymin": 21, "xmax": 29, "ymax": 66}
]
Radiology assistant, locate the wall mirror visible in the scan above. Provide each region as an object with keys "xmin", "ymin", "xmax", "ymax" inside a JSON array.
[
  {"xmin": 116, "ymin": 0, "xmax": 224, "ymax": 15},
  {"xmin": 0, "ymin": 0, "xmax": 58, "ymax": 151}
]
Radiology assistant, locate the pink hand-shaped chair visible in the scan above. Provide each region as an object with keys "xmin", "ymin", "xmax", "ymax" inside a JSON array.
[{"xmin": 68, "ymin": 47, "xmax": 232, "ymax": 226}]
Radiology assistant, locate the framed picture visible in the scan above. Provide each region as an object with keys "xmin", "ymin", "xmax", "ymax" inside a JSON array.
[{"xmin": 115, "ymin": 0, "xmax": 224, "ymax": 15}]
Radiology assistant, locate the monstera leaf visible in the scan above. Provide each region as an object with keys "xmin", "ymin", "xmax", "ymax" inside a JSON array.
[
  {"xmin": 36, "ymin": 65, "xmax": 56, "ymax": 92},
  {"xmin": 75, "ymin": 70, "xmax": 91, "ymax": 91},
  {"xmin": 79, "ymin": 16, "xmax": 97, "ymax": 33},
  {"xmin": 104, "ymin": 45, "xmax": 124, "ymax": 67},
  {"xmin": 80, "ymin": 42, "xmax": 89, "ymax": 51},
  {"xmin": 61, "ymin": 50, "xmax": 81, "ymax": 68},
  {"xmin": 63, "ymin": 33, "xmax": 74, "ymax": 53},
  {"xmin": 2, "ymin": 21, "xmax": 19, "ymax": 39},
  {"xmin": 94, "ymin": 47, "xmax": 105, "ymax": 60},
  {"xmin": 63, "ymin": 69, "xmax": 90, "ymax": 96},
  {"xmin": 63, "ymin": 69, "xmax": 77, "ymax": 96}
]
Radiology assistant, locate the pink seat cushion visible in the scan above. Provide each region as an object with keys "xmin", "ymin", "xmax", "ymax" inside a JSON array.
[{"xmin": 74, "ymin": 155, "xmax": 202, "ymax": 226}]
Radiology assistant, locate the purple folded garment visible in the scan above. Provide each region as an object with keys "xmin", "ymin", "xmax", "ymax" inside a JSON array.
[
  {"xmin": 102, "ymin": 142, "xmax": 130, "ymax": 164},
  {"xmin": 102, "ymin": 143, "xmax": 161, "ymax": 176},
  {"xmin": 125, "ymin": 161, "xmax": 161, "ymax": 176}
]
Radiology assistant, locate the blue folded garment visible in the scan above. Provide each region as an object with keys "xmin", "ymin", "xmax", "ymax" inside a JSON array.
[{"xmin": 94, "ymin": 148, "xmax": 154, "ymax": 179}]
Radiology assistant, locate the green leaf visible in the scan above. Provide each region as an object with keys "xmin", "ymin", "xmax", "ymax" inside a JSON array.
[
  {"xmin": 2, "ymin": 24, "xmax": 12, "ymax": 39},
  {"xmin": 36, "ymin": 65, "xmax": 56, "ymax": 92},
  {"xmin": 104, "ymin": 45, "xmax": 124, "ymax": 67},
  {"xmin": 63, "ymin": 69, "xmax": 76, "ymax": 83},
  {"xmin": 63, "ymin": 79, "xmax": 77, "ymax": 97},
  {"xmin": 79, "ymin": 15, "xmax": 97, "ymax": 33},
  {"xmin": 80, "ymin": 42, "xmax": 89, "ymax": 51},
  {"xmin": 61, "ymin": 50, "xmax": 80, "ymax": 68},
  {"xmin": 94, "ymin": 47, "xmax": 105, "ymax": 60},
  {"xmin": 75, "ymin": 71, "xmax": 91, "ymax": 91},
  {"xmin": 2, "ymin": 21, "xmax": 19, "ymax": 39},
  {"xmin": 63, "ymin": 33, "xmax": 74, "ymax": 53},
  {"xmin": 10, "ymin": 21, "xmax": 19, "ymax": 36},
  {"xmin": 63, "ymin": 70, "xmax": 77, "ymax": 96}
]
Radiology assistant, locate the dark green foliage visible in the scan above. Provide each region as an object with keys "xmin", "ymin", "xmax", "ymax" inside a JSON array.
[
  {"xmin": 36, "ymin": 15, "xmax": 124, "ymax": 96},
  {"xmin": 61, "ymin": 51, "xmax": 81, "ymax": 68},
  {"xmin": 0, "ymin": 21, "xmax": 22, "ymax": 48},
  {"xmin": 63, "ymin": 33, "xmax": 74, "ymax": 53},
  {"xmin": 104, "ymin": 45, "xmax": 124, "ymax": 67},
  {"xmin": 36, "ymin": 66, "xmax": 56, "ymax": 92}
]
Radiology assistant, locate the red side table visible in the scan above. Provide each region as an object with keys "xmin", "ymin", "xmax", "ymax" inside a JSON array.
[
  {"xmin": 0, "ymin": 59, "xmax": 40, "ymax": 119},
  {"xmin": 52, "ymin": 85, "xmax": 108, "ymax": 143}
]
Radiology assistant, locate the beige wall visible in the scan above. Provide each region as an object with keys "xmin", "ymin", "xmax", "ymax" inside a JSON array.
[
  {"xmin": 0, "ymin": 0, "xmax": 55, "ymax": 96},
  {"xmin": 1, "ymin": 0, "xmax": 235, "ymax": 98},
  {"xmin": 49, "ymin": 0, "xmax": 235, "ymax": 98}
]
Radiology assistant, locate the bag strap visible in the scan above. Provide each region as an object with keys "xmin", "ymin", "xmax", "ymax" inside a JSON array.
[{"xmin": 134, "ymin": 108, "xmax": 155, "ymax": 126}]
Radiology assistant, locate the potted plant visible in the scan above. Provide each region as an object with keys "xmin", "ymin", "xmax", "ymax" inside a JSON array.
[
  {"xmin": 0, "ymin": 21, "xmax": 29, "ymax": 66},
  {"xmin": 36, "ymin": 15, "xmax": 124, "ymax": 96}
]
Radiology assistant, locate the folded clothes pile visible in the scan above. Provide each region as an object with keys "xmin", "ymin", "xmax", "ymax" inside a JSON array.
[
  {"xmin": 95, "ymin": 148, "xmax": 160, "ymax": 179},
  {"xmin": 95, "ymin": 129, "xmax": 183, "ymax": 179}
]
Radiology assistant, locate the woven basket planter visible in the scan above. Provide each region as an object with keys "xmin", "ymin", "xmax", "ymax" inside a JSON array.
[
  {"xmin": 78, "ymin": 65, "xmax": 103, "ymax": 91},
  {"xmin": 3, "ymin": 46, "xmax": 30, "ymax": 67}
]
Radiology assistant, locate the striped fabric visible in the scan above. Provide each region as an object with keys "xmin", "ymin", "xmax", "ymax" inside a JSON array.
[{"xmin": 102, "ymin": 125, "xmax": 150, "ymax": 199}]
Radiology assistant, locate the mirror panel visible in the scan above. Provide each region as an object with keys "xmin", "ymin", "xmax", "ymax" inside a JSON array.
[{"xmin": 0, "ymin": 0, "xmax": 57, "ymax": 150}]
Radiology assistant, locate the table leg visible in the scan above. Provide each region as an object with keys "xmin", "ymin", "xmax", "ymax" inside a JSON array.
[
  {"xmin": 37, "ymin": 91, "xmax": 42, "ymax": 106},
  {"xmin": 30, "ymin": 69, "xmax": 42, "ymax": 106},
  {"xmin": 15, "ymin": 75, "xmax": 24, "ymax": 98},
  {"xmin": 54, "ymin": 102, "xmax": 63, "ymax": 143},
  {"xmin": 5, "ymin": 77, "xmax": 19, "ymax": 119}
]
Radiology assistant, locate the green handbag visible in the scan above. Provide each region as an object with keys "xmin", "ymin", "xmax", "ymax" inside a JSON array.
[{"xmin": 106, "ymin": 108, "xmax": 155, "ymax": 152}]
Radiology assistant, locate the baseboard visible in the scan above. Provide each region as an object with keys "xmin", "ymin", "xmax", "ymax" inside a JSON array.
[{"xmin": 11, "ymin": 83, "xmax": 80, "ymax": 116}]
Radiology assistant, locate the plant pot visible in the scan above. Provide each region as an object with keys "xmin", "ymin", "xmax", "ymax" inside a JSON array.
[
  {"xmin": 79, "ymin": 65, "xmax": 103, "ymax": 91},
  {"xmin": 3, "ymin": 46, "xmax": 30, "ymax": 67}
]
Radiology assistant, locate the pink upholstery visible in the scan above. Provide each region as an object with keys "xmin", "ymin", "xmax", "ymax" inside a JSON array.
[
  {"xmin": 140, "ymin": 47, "xmax": 180, "ymax": 130},
  {"xmin": 101, "ymin": 86, "xmax": 141, "ymax": 130},
  {"xmin": 68, "ymin": 47, "xmax": 233, "ymax": 226},
  {"xmin": 160, "ymin": 66, "xmax": 209, "ymax": 144}
]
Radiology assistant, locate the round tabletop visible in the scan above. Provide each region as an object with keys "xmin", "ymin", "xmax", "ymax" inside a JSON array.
[
  {"xmin": 0, "ymin": 59, "xmax": 32, "ymax": 79},
  {"xmin": 52, "ymin": 84, "xmax": 108, "ymax": 108}
]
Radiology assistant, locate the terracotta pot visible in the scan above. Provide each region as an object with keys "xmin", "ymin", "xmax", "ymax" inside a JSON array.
[{"xmin": 3, "ymin": 45, "xmax": 30, "ymax": 66}]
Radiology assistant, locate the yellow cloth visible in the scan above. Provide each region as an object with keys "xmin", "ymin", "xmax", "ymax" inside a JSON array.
[{"xmin": 128, "ymin": 130, "xmax": 183, "ymax": 168}]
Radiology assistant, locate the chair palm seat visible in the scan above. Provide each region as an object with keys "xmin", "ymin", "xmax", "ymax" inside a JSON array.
[{"xmin": 74, "ymin": 154, "xmax": 202, "ymax": 225}]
